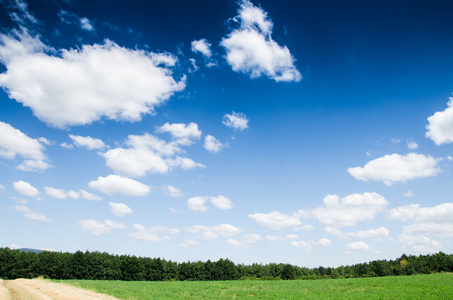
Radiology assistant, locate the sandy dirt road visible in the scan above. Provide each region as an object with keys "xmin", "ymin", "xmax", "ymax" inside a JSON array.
[{"xmin": 0, "ymin": 278, "xmax": 119, "ymax": 300}]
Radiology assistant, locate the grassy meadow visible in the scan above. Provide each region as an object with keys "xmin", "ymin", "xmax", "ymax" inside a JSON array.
[{"xmin": 59, "ymin": 273, "xmax": 453, "ymax": 299}]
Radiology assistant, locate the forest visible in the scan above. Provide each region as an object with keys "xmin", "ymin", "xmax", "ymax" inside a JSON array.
[{"xmin": 0, "ymin": 248, "xmax": 452, "ymax": 281}]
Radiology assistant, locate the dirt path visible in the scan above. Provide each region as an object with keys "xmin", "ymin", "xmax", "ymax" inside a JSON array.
[{"xmin": 0, "ymin": 278, "xmax": 119, "ymax": 300}]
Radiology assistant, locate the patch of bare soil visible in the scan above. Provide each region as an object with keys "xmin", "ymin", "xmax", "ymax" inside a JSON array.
[{"xmin": 1, "ymin": 278, "xmax": 119, "ymax": 300}]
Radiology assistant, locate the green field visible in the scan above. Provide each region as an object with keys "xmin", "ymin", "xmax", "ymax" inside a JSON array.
[{"xmin": 60, "ymin": 273, "xmax": 453, "ymax": 299}]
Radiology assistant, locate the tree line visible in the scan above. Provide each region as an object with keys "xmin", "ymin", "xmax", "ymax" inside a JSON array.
[{"xmin": 0, "ymin": 247, "xmax": 452, "ymax": 281}]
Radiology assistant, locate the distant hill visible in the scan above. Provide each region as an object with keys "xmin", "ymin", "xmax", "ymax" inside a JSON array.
[{"xmin": 19, "ymin": 248, "xmax": 44, "ymax": 254}]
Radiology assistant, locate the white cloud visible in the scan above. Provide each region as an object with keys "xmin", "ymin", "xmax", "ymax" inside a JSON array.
[
  {"xmin": 44, "ymin": 187, "xmax": 79, "ymax": 199},
  {"xmin": 220, "ymin": 0, "xmax": 301, "ymax": 82},
  {"xmin": 346, "ymin": 241, "xmax": 370, "ymax": 251},
  {"xmin": 12, "ymin": 205, "xmax": 50, "ymax": 222},
  {"xmin": 109, "ymin": 202, "xmax": 133, "ymax": 216},
  {"xmin": 348, "ymin": 227, "xmax": 389, "ymax": 241},
  {"xmin": 404, "ymin": 190, "xmax": 414, "ymax": 198},
  {"xmin": 227, "ymin": 234, "xmax": 261, "ymax": 249},
  {"xmin": 312, "ymin": 192, "xmax": 388, "ymax": 228},
  {"xmin": 223, "ymin": 111, "xmax": 249, "ymax": 131},
  {"xmin": 185, "ymin": 224, "xmax": 242, "ymax": 239},
  {"xmin": 204, "ymin": 135, "xmax": 224, "ymax": 153},
  {"xmin": 69, "ymin": 134, "xmax": 105, "ymax": 150},
  {"xmin": 390, "ymin": 203, "xmax": 453, "ymax": 239},
  {"xmin": 389, "ymin": 204, "xmax": 420, "ymax": 222},
  {"xmin": 80, "ymin": 189, "xmax": 102, "ymax": 201},
  {"xmin": 80, "ymin": 17, "xmax": 94, "ymax": 31},
  {"xmin": 38, "ymin": 137, "xmax": 52, "ymax": 145},
  {"xmin": 58, "ymin": 10, "xmax": 94, "ymax": 31},
  {"xmin": 179, "ymin": 239, "xmax": 199, "ymax": 248},
  {"xmin": 290, "ymin": 238, "xmax": 331, "ymax": 250},
  {"xmin": 0, "ymin": 184, "xmax": 4, "ymax": 191},
  {"xmin": 13, "ymin": 180, "xmax": 39, "ymax": 197},
  {"xmin": 290, "ymin": 240, "xmax": 312, "ymax": 249},
  {"xmin": 8, "ymin": 0, "xmax": 38, "ymax": 26},
  {"xmin": 164, "ymin": 185, "xmax": 183, "ymax": 198},
  {"xmin": 318, "ymin": 238, "xmax": 332, "ymax": 247},
  {"xmin": 248, "ymin": 211, "xmax": 301, "ymax": 230},
  {"xmin": 191, "ymin": 39, "xmax": 212, "ymax": 58},
  {"xmin": 78, "ymin": 219, "xmax": 125, "ymax": 235},
  {"xmin": 156, "ymin": 122, "xmax": 201, "ymax": 145},
  {"xmin": 210, "ymin": 195, "xmax": 233, "ymax": 210},
  {"xmin": 407, "ymin": 140, "xmax": 418, "ymax": 150},
  {"xmin": 102, "ymin": 133, "xmax": 204, "ymax": 178},
  {"xmin": 265, "ymin": 234, "xmax": 298, "ymax": 242},
  {"xmin": 187, "ymin": 196, "xmax": 208, "ymax": 212},
  {"xmin": 167, "ymin": 156, "xmax": 205, "ymax": 170},
  {"xmin": 426, "ymin": 97, "xmax": 453, "ymax": 145},
  {"xmin": 60, "ymin": 142, "xmax": 74, "ymax": 149},
  {"xmin": 347, "ymin": 153, "xmax": 441, "ymax": 185},
  {"xmin": 130, "ymin": 224, "xmax": 179, "ymax": 241},
  {"xmin": 294, "ymin": 224, "xmax": 315, "ymax": 231},
  {"xmin": 0, "ymin": 121, "xmax": 50, "ymax": 171},
  {"xmin": 398, "ymin": 233, "xmax": 442, "ymax": 253},
  {"xmin": 88, "ymin": 174, "xmax": 150, "ymax": 196},
  {"xmin": 0, "ymin": 31, "xmax": 185, "ymax": 128}
]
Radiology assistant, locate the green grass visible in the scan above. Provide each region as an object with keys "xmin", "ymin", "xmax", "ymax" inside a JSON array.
[{"xmin": 58, "ymin": 273, "xmax": 453, "ymax": 299}]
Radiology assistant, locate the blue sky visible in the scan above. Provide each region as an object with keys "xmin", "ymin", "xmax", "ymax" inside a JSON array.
[{"xmin": 0, "ymin": 0, "xmax": 452, "ymax": 268}]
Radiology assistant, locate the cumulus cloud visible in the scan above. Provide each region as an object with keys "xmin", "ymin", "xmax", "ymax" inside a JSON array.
[
  {"xmin": 13, "ymin": 180, "xmax": 39, "ymax": 197},
  {"xmin": 265, "ymin": 234, "xmax": 298, "ymax": 242},
  {"xmin": 347, "ymin": 153, "xmax": 441, "ymax": 185},
  {"xmin": 44, "ymin": 187, "xmax": 79, "ymax": 199},
  {"xmin": 398, "ymin": 234, "xmax": 442, "ymax": 253},
  {"xmin": 210, "ymin": 195, "xmax": 233, "ymax": 210},
  {"xmin": 191, "ymin": 39, "xmax": 212, "ymax": 58},
  {"xmin": 227, "ymin": 234, "xmax": 261, "ymax": 249},
  {"xmin": 109, "ymin": 202, "xmax": 133, "ymax": 216},
  {"xmin": 185, "ymin": 224, "xmax": 242, "ymax": 239},
  {"xmin": 179, "ymin": 239, "xmax": 200, "ymax": 248},
  {"xmin": 346, "ymin": 241, "xmax": 370, "ymax": 251},
  {"xmin": 348, "ymin": 227, "xmax": 389, "ymax": 241},
  {"xmin": 78, "ymin": 219, "xmax": 125, "ymax": 235},
  {"xmin": 129, "ymin": 224, "xmax": 180, "ymax": 241},
  {"xmin": 294, "ymin": 224, "xmax": 315, "ymax": 231},
  {"xmin": 6, "ymin": 0, "xmax": 38, "ymax": 26},
  {"xmin": 390, "ymin": 202, "xmax": 453, "ymax": 251},
  {"xmin": 220, "ymin": 0, "xmax": 301, "ymax": 82},
  {"xmin": 388, "ymin": 204, "xmax": 420, "ymax": 222},
  {"xmin": 426, "ymin": 98, "xmax": 453, "ymax": 145},
  {"xmin": 156, "ymin": 122, "xmax": 202, "ymax": 145},
  {"xmin": 204, "ymin": 135, "xmax": 224, "ymax": 153},
  {"xmin": 58, "ymin": 10, "xmax": 94, "ymax": 31},
  {"xmin": 12, "ymin": 205, "xmax": 50, "ymax": 222},
  {"xmin": 404, "ymin": 190, "xmax": 415, "ymax": 198},
  {"xmin": 88, "ymin": 174, "xmax": 150, "ymax": 196},
  {"xmin": 164, "ymin": 185, "xmax": 183, "ymax": 198},
  {"xmin": 80, "ymin": 189, "xmax": 102, "ymax": 201},
  {"xmin": 312, "ymin": 193, "xmax": 388, "ymax": 228},
  {"xmin": 187, "ymin": 196, "xmax": 208, "ymax": 212},
  {"xmin": 102, "ymin": 132, "xmax": 204, "ymax": 178},
  {"xmin": 69, "ymin": 134, "xmax": 105, "ymax": 150},
  {"xmin": 248, "ymin": 211, "xmax": 301, "ymax": 230},
  {"xmin": 223, "ymin": 111, "xmax": 249, "ymax": 131},
  {"xmin": 407, "ymin": 140, "xmax": 418, "ymax": 150},
  {"xmin": 0, "ymin": 31, "xmax": 185, "ymax": 128},
  {"xmin": 0, "ymin": 121, "xmax": 50, "ymax": 171},
  {"xmin": 290, "ymin": 238, "xmax": 332, "ymax": 250}
]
